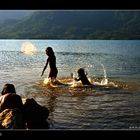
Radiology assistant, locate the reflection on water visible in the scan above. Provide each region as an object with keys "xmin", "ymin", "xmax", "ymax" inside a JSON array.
[
  {"xmin": 0, "ymin": 40, "xmax": 140, "ymax": 129},
  {"xmin": 22, "ymin": 77, "xmax": 140, "ymax": 129}
]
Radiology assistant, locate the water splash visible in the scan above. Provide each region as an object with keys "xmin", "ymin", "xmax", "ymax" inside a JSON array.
[
  {"xmin": 21, "ymin": 42, "xmax": 37, "ymax": 55},
  {"xmin": 94, "ymin": 63, "xmax": 118, "ymax": 87},
  {"xmin": 100, "ymin": 63, "xmax": 108, "ymax": 85},
  {"xmin": 70, "ymin": 63, "xmax": 109, "ymax": 87},
  {"xmin": 87, "ymin": 62, "xmax": 108, "ymax": 86},
  {"xmin": 43, "ymin": 78, "xmax": 52, "ymax": 85},
  {"xmin": 43, "ymin": 63, "xmax": 116, "ymax": 88},
  {"xmin": 43, "ymin": 77, "xmax": 66, "ymax": 87},
  {"xmin": 70, "ymin": 72, "xmax": 82, "ymax": 87},
  {"xmin": 88, "ymin": 63, "xmax": 108, "ymax": 86}
]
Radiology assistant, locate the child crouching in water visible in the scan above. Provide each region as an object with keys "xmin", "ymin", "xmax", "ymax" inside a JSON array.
[{"xmin": 74, "ymin": 68, "xmax": 93, "ymax": 86}]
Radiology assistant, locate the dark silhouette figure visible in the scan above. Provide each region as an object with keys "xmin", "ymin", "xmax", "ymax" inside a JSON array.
[
  {"xmin": 0, "ymin": 84, "xmax": 50, "ymax": 129},
  {"xmin": 41, "ymin": 47, "xmax": 58, "ymax": 81},
  {"xmin": 23, "ymin": 98, "xmax": 49, "ymax": 129},
  {"xmin": 0, "ymin": 83, "xmax": 25, "ymax": 129},
  {"xmin": 75, "ymin": 68, "xmax": 93, "ymax": 86},
  {"xmin": 0, "ymin": 83, "xmax": 23, "ymax": 113},
  {"xmin": 1, "ymin": 83, "xmax": 16, "ymax": 95}
]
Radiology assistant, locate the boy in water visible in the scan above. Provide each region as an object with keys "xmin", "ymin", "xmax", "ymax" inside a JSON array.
[
  {"xmin": 74, "ymin": 68, "xmax": 93, "ymax": 86},
  {"xmin": 41, "ymin": 47, "xmax": 58, "ymax": 81}
]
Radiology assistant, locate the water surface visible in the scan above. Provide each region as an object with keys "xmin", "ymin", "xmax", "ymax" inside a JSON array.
[{"xmin": 0, "ymin": 39, "xmax": 140, "ymax": 129}]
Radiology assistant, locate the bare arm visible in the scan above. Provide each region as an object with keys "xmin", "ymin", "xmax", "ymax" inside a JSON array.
[
  {"xmin": 41, "ymin": 59, "xmax": 48, "ymax": 77},
  {"xmin": 74, "ymin": 77, "xmax": 81, "ymax": 81}
]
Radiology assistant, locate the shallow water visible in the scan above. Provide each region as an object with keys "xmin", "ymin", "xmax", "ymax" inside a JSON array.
[{"xmin": 0, "ymin": 39, "xmax": 140, "ymax": 129}]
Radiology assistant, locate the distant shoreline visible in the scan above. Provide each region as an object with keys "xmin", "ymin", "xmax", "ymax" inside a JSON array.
[{"xmin": 0, "ymin": 38, "xmax": 140, "ymax": 40}]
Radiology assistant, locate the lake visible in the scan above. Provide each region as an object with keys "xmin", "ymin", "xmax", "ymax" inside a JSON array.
[{"xmin": 0, "ymin": 39, "xmax": 140, "ymax": 129}]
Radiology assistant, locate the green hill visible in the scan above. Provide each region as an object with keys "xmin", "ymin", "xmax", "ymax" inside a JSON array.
[{"xmin": 0, "ymin": 10, "xmax": 140, "ymax": 39}]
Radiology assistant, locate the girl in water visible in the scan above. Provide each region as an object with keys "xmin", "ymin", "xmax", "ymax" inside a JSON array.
[{"xmin": 41, "ymin": 47, "xmax": 58, "ymax": 81}]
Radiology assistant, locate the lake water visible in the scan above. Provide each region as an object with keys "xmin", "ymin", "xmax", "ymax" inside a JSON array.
[{"xmin": 0, "ymin": 39, "xmax": 140, "ymax": 130}]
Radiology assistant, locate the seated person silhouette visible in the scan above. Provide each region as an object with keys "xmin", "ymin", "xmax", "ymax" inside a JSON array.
[
  {"xmin": 0, "ymin": 83, "xmax": 50, "ymax": 129},
  {"xmin": 0, "ymin": 83, "xmax": 25, "ymax": 129},
  {"xmin": 0, "ymin": 83, "xmax": 23, "ymax": 113},
  {"xmin": 74, "ymin": 68, "xmax": 93, "ymax": 86}
]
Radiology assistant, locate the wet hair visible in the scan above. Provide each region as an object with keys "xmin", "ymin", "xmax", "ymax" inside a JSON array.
[
  {"xmin": 77, "ymin": 68, "xmax": 91, "ymax": 85},
  {"xmin": 77, "ymin": 68, "xmax": 86, "ymax": 76},
  {"xmin": 1, "ymin": 83, "xmax": 16, "ymax": 95},
  {"xmin": 45, "ymin": 47, "xmax": 54, "ymax": 56}
]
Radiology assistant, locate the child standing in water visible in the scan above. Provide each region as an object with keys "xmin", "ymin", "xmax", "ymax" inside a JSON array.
[
  {"xmin": 41, "ymin": 47, "xmax": 58, "ymax": 81},
  {"xmin": 74, "ymin": 68, "xmax": 93, "ymax": 86}
]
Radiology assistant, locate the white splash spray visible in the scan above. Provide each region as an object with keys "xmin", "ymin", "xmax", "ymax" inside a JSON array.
[
  {"xmin": 21, "ymin": 42, "xmax": 37, "ymax": 55},
  {"xmin": 100, "ymin": 63, "xmax": 108, "ymax": 85},
  {"xmin": 70, "ymin": 72, "xmax": 82, "ymax": 87}
]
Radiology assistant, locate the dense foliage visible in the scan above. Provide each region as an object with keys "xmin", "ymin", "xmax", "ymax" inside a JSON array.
[{"xmin": 0, "ymin": 11, "xmax": 140, "ymax": 39}]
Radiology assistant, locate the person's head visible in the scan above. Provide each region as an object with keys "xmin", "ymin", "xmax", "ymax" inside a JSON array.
[
  {"xmin": 77, "ymin": 68, "xmax": 86, "ymax": 77},
  {"xmin": 1, "ymin": 83, "xmax": 16, "ymax": 95},
  {"xmin": 45, "ymin": 47, "xmax": 54, "ymax": 56}
]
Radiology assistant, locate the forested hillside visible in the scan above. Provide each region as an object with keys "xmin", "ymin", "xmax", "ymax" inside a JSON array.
[{"xmin": 0, "ymin": 11, "xmax": 140, "ymax": 39}]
